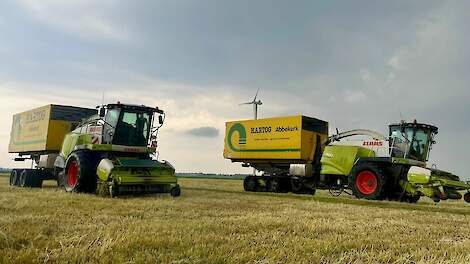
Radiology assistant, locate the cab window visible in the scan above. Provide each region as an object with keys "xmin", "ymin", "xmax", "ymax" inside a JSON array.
[{"xmin": 113, "ymin": 111, "xmax": 151, "ymax": 146}]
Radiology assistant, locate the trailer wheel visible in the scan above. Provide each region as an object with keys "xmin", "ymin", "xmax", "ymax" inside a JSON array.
[
  {"xmin": 266, "ymin": 178, "xmax": 280, "ymax": 192},
  {"xmin": 9, "ymin": 170, "xmax": 19, "ymax": 186},
  {"xmin": 349, "ymin": 163, "xmax": 387, "ymax": 200},
  {"xmin": 64, "ymin": 151, "xmax": 99, "ymax": 193},
  {"xmin": 18, "ymin": 170, "xmax": 41, "ymax": 188},
  {"xmin": 243, "ymin": 176, "xmax": 257, "ymax": 192},
  {"xmin": 291, "ymin": 178, "xmax": 317, "ymax": 195},
  {"xmin": 19, "ymin": 170, "xmax": 29, "ymax": 187},
  {"xmin": 291, "ymin": 178, "xmax": 303, "ymax": 193}
]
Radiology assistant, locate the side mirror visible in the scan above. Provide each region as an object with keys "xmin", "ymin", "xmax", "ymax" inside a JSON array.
[
  {"xmin": 158, "ymin": 115, "xmax": 164, "ymax": 124},
  {"xmin": 99, "ymin": 108, "xmax": 106, "ymax": 117}
]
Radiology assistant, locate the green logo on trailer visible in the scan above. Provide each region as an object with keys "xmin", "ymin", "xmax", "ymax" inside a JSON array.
[{"xmin": 227, "ymin": 123, "xmax": 246, "ymax": 151}]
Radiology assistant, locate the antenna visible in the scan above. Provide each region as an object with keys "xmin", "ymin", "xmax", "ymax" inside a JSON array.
[
  {"xmin": 101, "ymin": 91, "xmax": 105, "ymax": 107},
  {"xmin": 399, "ymin": 111, "xmax": 405, "ymax": 123},
  {"xmin": 239, "ymin": 88, "xmax": 262, "ymax": 120}
]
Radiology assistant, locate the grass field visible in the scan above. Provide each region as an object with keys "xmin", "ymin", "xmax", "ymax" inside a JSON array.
[{"xmin": 1, "ymin": 173, "xmax": 470, "ymax": 263}]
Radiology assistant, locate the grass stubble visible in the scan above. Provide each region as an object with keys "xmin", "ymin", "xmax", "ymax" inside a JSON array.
[{"xmin": 1, "ymin": 174, "xmax": 470, "ymax": 263}]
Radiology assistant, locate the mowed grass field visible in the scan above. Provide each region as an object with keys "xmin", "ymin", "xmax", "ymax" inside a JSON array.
[{"xmin": 1, "ymin": 173, "xmax": 470, "ymax": 264}]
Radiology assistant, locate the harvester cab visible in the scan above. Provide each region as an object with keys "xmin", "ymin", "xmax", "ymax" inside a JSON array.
[
  {"xmin": 97, "ymin": 103, "xmax": 164, "ymax": 148},
  {"xmin": 389, "ymin": 121, "xmax": 438, "ymax": 162}
]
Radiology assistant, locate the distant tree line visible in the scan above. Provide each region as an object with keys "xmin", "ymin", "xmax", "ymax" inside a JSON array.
[
  {"xmin": 0, "ymin": 167, "xmax": 11, "ymax": 173},
  {"xmin": 176, "ymin": 172, "xmax": 249, "ymax": 180}
]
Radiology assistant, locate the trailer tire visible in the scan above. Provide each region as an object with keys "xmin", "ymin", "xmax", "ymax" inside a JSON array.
[
  {"xmin": 18, "ymin": 170, "xmax": 40, "ymax": 188},
  {"xmin": 291, "ymin": 178, "xmax": 303, "ymax": 193},
  {"xmin": 349, "ymin": 163, "xmax": 387, "ymax": 200},
  {"xmin": 266, "ymin": 178, "xmax": 281, "ymax": 192},
  {"xmin": 9, "ymin": 170, "xmax": 19, "ymax": 186},
  {"xmin": 276, "ymin": 177, "xmax": 291, "ymax": 193},
  {"xmin": 19, "ymin": 170, "xmax": 29, "ymax": 187},
  {"xmin": 243, "ymin": 176, "xmax": 257, "ymax": 192},
  {"xmin": 64, "ymin": 151, "xmax": 99, "ymax": 193}
]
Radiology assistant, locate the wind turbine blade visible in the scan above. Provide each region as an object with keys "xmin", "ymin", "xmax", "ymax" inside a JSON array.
[
  {"xmin": 253, "ymin": 88, "xmax": 259, "ymax": 101},
  {"xmin": 239, "ymin": 102, "xmax": 253, "ymax": 105}
]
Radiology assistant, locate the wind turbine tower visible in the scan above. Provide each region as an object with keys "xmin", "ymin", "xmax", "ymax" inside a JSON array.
[
  {"xmin": 240, "ymin": 89, "xmax": 262, "ymax": 120},
  {"xmin": 239, "ymin": 89, "xmax": 262, "ymax": 176}
]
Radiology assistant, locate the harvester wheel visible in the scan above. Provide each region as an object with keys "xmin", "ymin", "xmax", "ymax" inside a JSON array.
[
  {"xmin": 349, "ymin": 163, "xmax": 387, "ymax": 200},
  {"xmin": 243, "ymin": 176, "xmax": 257, "ymax": 192},
  {"xmin": 9, "ymin": 169, "xmax": 19, "ymax": 186},
  {"xmin": 64, "ymin": 151, "xmax": 99, "ymax": 193},
  {"xmin": 170, "ymin": 185, "xmax": 181, "ymax": 197}
]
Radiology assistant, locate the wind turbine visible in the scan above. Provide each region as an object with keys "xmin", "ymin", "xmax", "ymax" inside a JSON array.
[
  {"xmin": 239, "ymin": 89, "xmax": 262, "ymax": 120},
  {"xmin": 240, "ymin": 89, "xmax": 262, "ymax": 176}
]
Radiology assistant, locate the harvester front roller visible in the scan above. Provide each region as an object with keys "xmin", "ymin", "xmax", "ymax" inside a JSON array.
[{"xmin": 96, "ymin": 157, "xmax": 180, "ymax": 197}]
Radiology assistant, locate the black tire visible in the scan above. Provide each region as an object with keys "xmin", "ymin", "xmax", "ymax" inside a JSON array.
[
  {"xmin": 464, "ymin": 193, "xmax": 470, "ymax": 203},
  {"xmin": 349, "ymin": 162, "xmax": 387, "ymax": 200},
  {"xmin": 266, "ymin": 178, "xmax": 281, "ymax": 192},
  {"xmin": 291, "ymin": 177, "xmax": 317, "ymax": 195},
  {"xmin": 9, "ymin": 170, "xmax": 19, "ymax": 186},
  {"xmin": 291, "ymin": 178, "xmax": 303, "ymax": 194},
  {"xmin": 170, "ymin": 185, "xmax": 181, "ymax": 197},
  {"xmin": 19, "ymin": 170, "xmax": 42, "ymax": 188},
  {"xmin": 243, "ymin": 176, "xmax": 257, "ymax": 192},
  {"xmin": 274, "ymin": 177, "xmax": 290, "ymax": 193},
  {"xmin": 64, "ymin": 151, "xmax": 99, "ymax": 193},
  {"xmin": 19, "ymin": 170, "xmax": 28, "ymax": 187},
  {"xmin": 405, "ymin": 195, "xmax": 420, "ymax": 203}
]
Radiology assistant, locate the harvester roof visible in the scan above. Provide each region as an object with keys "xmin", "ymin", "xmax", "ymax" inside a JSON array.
[
  {"xmin": 389, "ymin": 121, "xmax": 438, "ymax": 134},
  {"xmin": 106, "ymin": 103, "xmax": 164, "ymax": 114}
]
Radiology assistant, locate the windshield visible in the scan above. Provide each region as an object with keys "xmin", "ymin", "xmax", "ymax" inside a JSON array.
[
  {"xmin": 389, "ymin": 125, "xmax": 431, "ymax": 162},
  {"xmin": 113, "ymin": 111, "xmax": 151, "ymax": 147},
  {"xmin": 102, "ymin": 109, "xmax": 120, "ymax": 144},
  {"xmin": 407, "ymin": 128, "xmax": 430, "ymax": 161}
]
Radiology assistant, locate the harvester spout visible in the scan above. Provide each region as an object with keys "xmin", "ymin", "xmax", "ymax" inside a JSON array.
[{"xmin": 326, "ymin": 129, "xmax": 386, "ymax": 145}]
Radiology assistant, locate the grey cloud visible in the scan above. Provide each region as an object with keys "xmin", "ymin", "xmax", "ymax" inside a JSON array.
[
  {"xmin": 186, "ymin": 127, "xmax": 219, "ymax": 138},
  {"xmin": 1, "ymin": 1, "xmax": 470, "ymax": 176}
]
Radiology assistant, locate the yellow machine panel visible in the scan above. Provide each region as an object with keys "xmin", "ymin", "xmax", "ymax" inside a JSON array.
[
  {"xmin": 224, "ymin": 115, "xmax": 328, "ymax": 162},
  {"xmin": 9, "ymin": 105, "xmax": 97, "ymax": 154},
  {"xmin": 8, "ymin": 105, "xmax": 52, "ymax": 153}
]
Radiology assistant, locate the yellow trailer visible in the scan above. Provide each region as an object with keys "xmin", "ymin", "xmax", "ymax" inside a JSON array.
[
  {"xmin": 224, "ymin": 115, "xmax": 328, "ymax": 162},
  {"xmin": 224, "ymin": 115, "xmax": 328, "ymax": 194},
  {"xmin": 9, "ymin": 104, "xmax": 97, "ymax": 154}
]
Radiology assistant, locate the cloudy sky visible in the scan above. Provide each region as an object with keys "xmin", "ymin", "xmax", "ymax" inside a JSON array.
[{"xmin": 0, "ymin": 1, "xmax": 469, "ymax": 177}]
